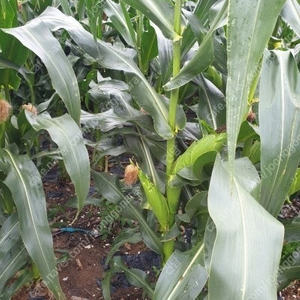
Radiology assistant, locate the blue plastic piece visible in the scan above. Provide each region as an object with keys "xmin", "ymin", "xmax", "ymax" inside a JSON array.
[{"xmin": 60, "ymin": 227, "xmax": 91, "ymax": 234}]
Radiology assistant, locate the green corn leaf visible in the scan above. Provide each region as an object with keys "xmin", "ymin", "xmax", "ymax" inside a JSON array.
[
  {"xmin": 111, "ymin": 256, "xmax": 154, "ymax": 298},
  {"xmin": 24, "ymin": 6, "xmax": 173, "ymax": 139},
  {"xmin": 86, "ymin": 0, "xmax": 102, "ymax": 40},
  {"xmin": 138, "ymin": 169, "xmax": 169, "ymax": 231},
  {"xmin": 91, "ymin": 170, "xmax": 163, "ymax": 254},
  {"xmin": 288, "ymin": 168, "xmax": 300, "ymax": 196},
  {"xmin": 278, "ymin": 253, "xmax": 300, "ymax": 290},
  {"xmin": 154, "ymin": 244, "xmax": 207, "ymax": 300},
  {"xmin": 31, "ymin": 0, "xmax": 53, "ymax": 13},
  {"xmin": 120, "ymin": 1, "xmax": 137, "ymax": 46},
  {"xmin": 101, "ymin": 269, "xmax": 113, "ymax": 300},
  {"xmin": 281, "ymin": 0, "xmax": 300, "ymax": 37},
  {"xmin": 0, "ymin": 212, "xmax": 20, "ymax": 261},
  {"xmin": 105, "ymin": 229, "xmax": 142, "ymax": 266},
  {"xmin": 152, "ymin": 23, "xmax": 173, "ymax": 84},
  {"xmin": 3, "ymin": 22, "xmax": 81, "ymax": 124},
  {"xmin": 207, "ymin": 156, "xmax": 284, "ymax": 300},
  {"xmin": 0, "ymin": 0, "xmax": 29, "ymax": 91},
  {"xmin": 181, "ymin": 0, "xmax": 218, "ymax": 56},
  {"xmin": 140, "ymin": 19, "xmax": 157, "ymax": 74},
  {"xmin": 25, "ymin": 112, "xmax": 90, "ymax": 213},
  {"xmin": 0, "ymin": 181, "xmax": 15, "ymax": 215},
  {"xmin": 1, "ymin": 269, "xmax": 32, "ymax": 299},
  {"xmin": 81, "ymin": 109, "xmax": 133, "ymax": 132},
  {"xmin": 0, "ymin": 0, "xmax": 18, "ymax": 28},
  {"xmin": 173, "ymin": 133, "xmax": 226, "ymax": 175},
  {"xmin": 0, "ymin": 150, "xmax": 65, "ymax": 299},
  {"xmin": 103, "ymin": 0, "xmax": 136, "ymax": 47},
  {"xmin": 284, "ymin": 215, "xmax": 300, "ymax": 242},
  {"xmin": 0, "ymin": 241, "xmax": 28, "ymax": 294},
  {"xmin": 164, "ymin": 0, "xmax": 227, "ymax": 91},
  {"xmin": 0, "ymin": 210, "xmax": 6, "ymax": 226},
  {"xmin": 195, "ymin": 75, "xmax": 226, "ymax": 130},
  {"xmin": 185, "ymin": 191, "xmax": 208, "ymax": 220},
  {"xmin": 226, "ymin": 0, "xmax": 286, "ymax": 171},
  {"xmin": 57, "ymin": 0, "xmax": 73, "ymax": 16},
  {"xmin": 77, "ymin": 0, "xmax": 86, "ymax": 20},
  {"xmin": 122, "ymin": 0, "xmax": 178, "ymax": 39},
  {"xmin": 259, "ymin": 50, "xmax": 300, "ymax": 216},
  {"xmin": 0, "ymin": 56, "xmax": 32, "ymax": 89}
]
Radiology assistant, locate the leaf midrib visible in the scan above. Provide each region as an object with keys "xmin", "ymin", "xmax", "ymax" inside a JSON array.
[
  {"xmin": 3, "ymin": 150, "xmax": 52, "ymax": 275},
  {"xmin": 234, "ymin": 179, "xmax": 247, "ymax": 299},
  {"xmin": 166, "ymin": 243, "xmax": 204, "ymax": 300},
  {"xmin": 0, "ymin": 245, "xmax": 26, "ymax": 281},
  {"xmin": 0, "ymin": 220, "xmax": 18, "ymax": 246}
]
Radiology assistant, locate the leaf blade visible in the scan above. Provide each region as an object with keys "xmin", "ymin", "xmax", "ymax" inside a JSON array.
[
  {"xmin": 207, "ymin": 156, "xmax": 284, "ymax": 300},
  {"xmin": 281, "ymin": 0, "xmax": 300, "ymax": 37},
  {"xmin": 103, "ymin": 0, "xmax": 136, "ymax": 47},
  {"xmin": 122, "ymin": 0, "xmax": 176, "ymax": 39},
  {"xmin": 154, "ymin": 244, "xmax": 207, "ymax": 300},
  {"xmin": 164, "ymin": 0, "xmax": 227, "ymax": 91},
  {"xmin": 3, "ymin": 22, "xmax": 81, "ymax": 124},
  {"xmin": 33, "ymin": 7, "xmax": 173, "ymax": 139},
  {"xmin": 0, "ymin": 212, "xmax": 20, "ymax": 261},
  {"xmin": 0, "ymin": 150, "xmax": 65, "ymax": 299},
  {"xmin": 91, "ymin": 170, "xmax": 163, "ymax": 254},
  {"xmin": 26, "ymin": 112, "xmax": 90, "ymax": 213},
  {"xmin": 0, "ymin": 242, "xmax": 28, "ymax": 294},
  {"xmin": 259, "ymin": 50, "xmax": 300, "ymax": 216},
  {"xmin": 226, "ymin": 0, "xmax": 286, "ymax": 170}
]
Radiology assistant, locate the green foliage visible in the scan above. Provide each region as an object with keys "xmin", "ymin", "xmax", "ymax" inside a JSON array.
[
  {"xmin": 2, "ymin": 0, "xmax": 300, "ymax": 299},
  {"xmin": 208, "ymin": 156, "xmax": 283, "ymax": 300},
  {"xmin": 258, "ymin": 50, "xmax": 300, "ymax": 216},
  {"xmin": 0, "ymin": 0, "xmax": 29, "ymax": 92},
  {"xmin": 0, "ymin": 2, "xmax": 90, "ymax": 298}
]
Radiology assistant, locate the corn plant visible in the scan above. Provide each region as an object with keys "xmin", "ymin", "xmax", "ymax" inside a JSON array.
[
  {"xmin": 0, "ymin": 1, "xmax": 90, "ymax": 299},
  {"xmin": 2, "ymin": 0, "xmax": 300, "ymax": 299}
]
